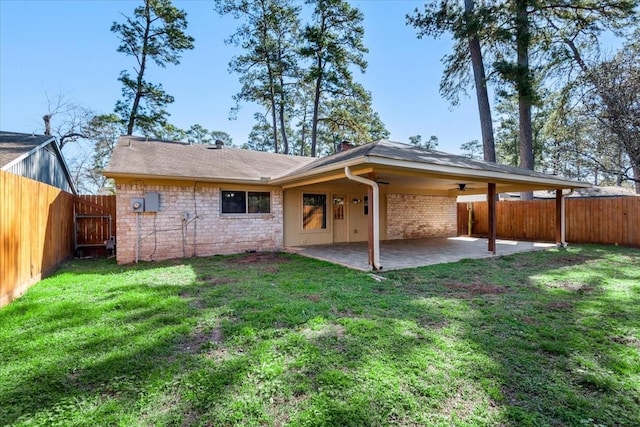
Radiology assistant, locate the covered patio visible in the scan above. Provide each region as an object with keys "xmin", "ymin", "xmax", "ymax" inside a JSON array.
[
  {"xmin": 275, "ymin": 140, "xmax": 590, "ymax": 271},
  {"xmin": 287, "ymin": 237, "xmax": 557, "ymax": 271}
]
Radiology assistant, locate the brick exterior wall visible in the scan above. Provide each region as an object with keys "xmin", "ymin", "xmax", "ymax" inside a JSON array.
[
  {"xmin": 115, "ymin": 183, "xmax": 283, "ymax": 263},
  {"xmin": 386, "ymin": 194, "xmax": 457, "ymax": 239}
]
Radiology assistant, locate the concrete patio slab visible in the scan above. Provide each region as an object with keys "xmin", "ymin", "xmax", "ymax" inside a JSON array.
[{"xmin": 286, "ymin": 237, "xmax": 557, "ymax": 271}]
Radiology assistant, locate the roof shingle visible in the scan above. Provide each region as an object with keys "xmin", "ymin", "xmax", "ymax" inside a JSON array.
[{"xmin": 104, "ymin": 136, "xmax": 315, "ymax": 182}]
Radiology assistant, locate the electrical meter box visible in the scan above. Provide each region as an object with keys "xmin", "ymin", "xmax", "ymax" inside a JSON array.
[
  {"xmin": 144, "ymin": 192, "xmax": 160, "ymax": 212},
  {"xmin": 130, "ymin": 198, "xmax": 144, "ymax": 212}
]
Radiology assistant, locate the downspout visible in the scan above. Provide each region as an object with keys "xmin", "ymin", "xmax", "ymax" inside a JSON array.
[
  {"xmin": 344, "ymin": 167, "xmax": 381, "ymax": 270},
  {"xmin": 560, "ymin": 189, "xmax": 574, "ymax": 247}
]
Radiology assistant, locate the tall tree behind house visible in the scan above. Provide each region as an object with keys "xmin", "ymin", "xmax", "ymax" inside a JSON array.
[{"xmin": 112, "ymin": 0, "xmax": 194, "ymax": 136}]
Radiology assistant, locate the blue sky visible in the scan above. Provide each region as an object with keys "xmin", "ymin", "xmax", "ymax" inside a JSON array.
[{"xmin": 0, "ymin": 0, "xmax": 483, "ymax": 156}]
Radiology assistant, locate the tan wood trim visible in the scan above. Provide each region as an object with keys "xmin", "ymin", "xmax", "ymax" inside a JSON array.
[{"xmin": 280, "ymin": 167, "xmax": 373, "ymax": 189}]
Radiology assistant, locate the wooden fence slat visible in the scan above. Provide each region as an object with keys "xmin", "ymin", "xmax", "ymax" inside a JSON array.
[{"xmin": 460, "ymin": 197, "xmax": 639, "ymax": 247}]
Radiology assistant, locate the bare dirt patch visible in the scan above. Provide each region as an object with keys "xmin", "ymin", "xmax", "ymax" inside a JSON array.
[
  {"xmin": 508, "ymin": 253, "xmax": 595, "ymax": 270},
  {"xmin": 229, "ymin": 252, "xmax": 291, "ymax": 265},
  {"xmin": 446, "ymin": 282, "xmax": 508, "ymax": 297},
  {"xmin": 177, "ymin": 325, "xmax": 224, "ymax": 355},
  {"xmin": 419, "ymin": 318, "xmax": 448, "ymax": 330},
  {"xmin": 300, "ymin": 323, "xmax": 346, "ymax": 340},
  {"xmin": 546, "ymin": 281, "xmax": 597, "ymax": 294},
  {"xmin": 200, "ymin": 275, "xmax": 238, "ymax": 286},
  {"xmin": 611, "ymin": 335, "xmax": 640, "ymax": 349},
  {"xmin": 547, "ymin": 301, "xmax": 573, "ymax": 310}
]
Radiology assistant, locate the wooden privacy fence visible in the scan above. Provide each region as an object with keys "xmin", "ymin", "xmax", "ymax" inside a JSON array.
[
  {"xmin": 74, "ymin": 195, "xmax": 117, "ymax": 257},
  {"xmin": 1, "ymin": 170, "xmax": 74, "ymax": 306},
  {"xmin": 458, "ymin": 197, "xmax": 639, "ymax": 247},
  {"xmin": 1, "ymin": 170, "xmax": 117, "ymax": 306}
]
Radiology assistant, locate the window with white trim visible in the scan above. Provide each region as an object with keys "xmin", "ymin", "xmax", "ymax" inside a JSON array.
[{"xmin": 302, "ymin": 193, "xmax": 327, "ymax": 230}]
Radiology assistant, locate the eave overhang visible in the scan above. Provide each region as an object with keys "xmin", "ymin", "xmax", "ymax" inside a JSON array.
[
  {"xmin": 271, "ymin": 154, "xmax": 590, "ymax": 191},
  {"xmin": 102, "ymin": 171, "xmax": 276, "ymax": 186}
]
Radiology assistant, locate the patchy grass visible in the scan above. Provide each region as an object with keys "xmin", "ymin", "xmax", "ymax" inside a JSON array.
[{"xmin": 1, "ymin": 245, "xmax": 639, "ymax": 426}]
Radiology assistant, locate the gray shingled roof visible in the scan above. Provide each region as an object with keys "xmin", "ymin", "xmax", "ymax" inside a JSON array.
[
  {"xmin": 283, "ymin": 139, "xmax": 582, "ymax": 183},
  {"xmin": 105, "ymin": 137, "xmax": 589, "ymax": 188},
  {"xmin": 0, "ymin": 131, "xmax": 55, "ymax": 169},
  {"xmin": 104, "ymin": 136, "xmax": 316, "ymax": 182}
]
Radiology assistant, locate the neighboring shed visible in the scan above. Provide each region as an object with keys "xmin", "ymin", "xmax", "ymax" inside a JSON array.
[{"xmin": 0, "ymin": 131, "xmax": 76, "ymax": 194}]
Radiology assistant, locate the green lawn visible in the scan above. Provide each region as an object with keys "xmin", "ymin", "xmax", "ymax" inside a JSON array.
[{"xmin": 1, "ymin": 245, "xmax": 639, "ymax": 426}]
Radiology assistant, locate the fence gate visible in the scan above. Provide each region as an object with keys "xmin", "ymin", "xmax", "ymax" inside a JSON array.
[{"xmin": 73, "ymin": 195, "xmax": 116, "ymax": 257}]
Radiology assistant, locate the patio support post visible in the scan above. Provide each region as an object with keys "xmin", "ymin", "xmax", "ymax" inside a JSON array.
[
  {"xmin": 555, "ymin": 189, "xmax": 572, "ymax": 247},
  {"xmin": 555, "ymin": 189, "xmax": 562, "ymax": 245},
  {"xmin": 344, "ymin": 167, "xmax": 381, "ymax": 270},
  {"xmin": 488, "ymin": 183, "xmax": 496, "ymax": 254}
]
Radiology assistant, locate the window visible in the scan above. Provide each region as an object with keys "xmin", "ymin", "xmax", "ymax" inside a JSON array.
[
  {"xmin": 222, "ymin": 191, "xmax": 270, "ymax": 214},
  {"xmin": 333, "ymin": 196, "xmax": 345, "ymax": 220},
  {"xmin": 303, "ymin": 194, "xmax": 327, "ymax": 230},
  {"xmin": 248, "ymin": 192, "xmax": 270, "ymax": 213}
]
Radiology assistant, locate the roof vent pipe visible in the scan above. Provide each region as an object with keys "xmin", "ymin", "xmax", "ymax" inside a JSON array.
[{"xmin": 344, "ymin": 166, "xmax": 381, "ymax": 270}]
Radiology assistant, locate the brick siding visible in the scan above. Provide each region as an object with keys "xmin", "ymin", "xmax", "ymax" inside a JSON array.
[
  {"xmin": 115, "ymin": 183, "xmax": 283, "ymax": 264},
  {"xmin": 386, "ymin": 194, "xmax": 457, "ymax": 239}
]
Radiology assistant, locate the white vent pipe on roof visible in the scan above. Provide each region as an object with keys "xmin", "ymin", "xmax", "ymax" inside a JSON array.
[{"xmin": 344, "ymin": 166, "xmax": 381, "ymax": 270}]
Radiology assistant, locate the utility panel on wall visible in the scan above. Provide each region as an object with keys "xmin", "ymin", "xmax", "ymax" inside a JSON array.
[
  {"xmin": 144, "ymin": 192, "xmax": 160, "ymax": 212},
  {"xmin": 131, "ymin": 198, "xmax": 144, "ymax": 212}
]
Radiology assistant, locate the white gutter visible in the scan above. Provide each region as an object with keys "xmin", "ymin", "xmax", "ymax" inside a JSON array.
[
  {"xmin": 560, "ymin": 189, "xmax": 574, "ymax": 247},
  {"xmin": 344, "ymin": 166, "xmax": 381, "ymax": 270}
]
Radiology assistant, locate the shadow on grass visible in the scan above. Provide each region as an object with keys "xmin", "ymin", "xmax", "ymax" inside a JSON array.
[
  {"xmin": 387, "ymin": 246, "xmax": 640, "ymax": 426},
  {"xmin": 1, "ymin": 246, "xmax": 639, "ymax": 426}
]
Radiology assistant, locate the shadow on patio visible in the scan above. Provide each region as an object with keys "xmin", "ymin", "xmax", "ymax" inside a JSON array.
[{"xmin": 286, "ymin": 237, "xmax": 557, "ymax": 271}]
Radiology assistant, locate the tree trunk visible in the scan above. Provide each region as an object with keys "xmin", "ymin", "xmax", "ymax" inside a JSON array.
[
  {"xmin": 300, "ymin": 99, "xmax": 309, "ymax": 156},
  {"xmin": 465, "ymin": 0, "xmax": 496, "ymax": 163},
  {"xmin": 278, "ymin": 76, "xmax": 289, "ymax": 154},
  {"xmin": 516, "ymin": 0, "xmax": 534, "ymax": 200},
  {"xmin": 634, "ymin": 165, "xmax": 640, "ymax": 194},
  {"xmin": 311, "ymin": 62, "xmax": 322, "ymax": 157},
  {"xmin": 127, "ymin": 0, "xmax": 151, "ymax": 135},
  {"xmin": 43, "ymin": 114, "xmax": 51, "ymax": 136},
  {"xmin": 269, "ymin": 87, "xmax": 279, "ymax": 153}
]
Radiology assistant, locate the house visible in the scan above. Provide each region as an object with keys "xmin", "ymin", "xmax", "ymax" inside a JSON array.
[
  {"xmin": 103, "ymin": 136, "xmax": 589, "ymax": 268},
  {"xmin": 0, "ymin": 131, "xmax": 76, "ymax": 194}
]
